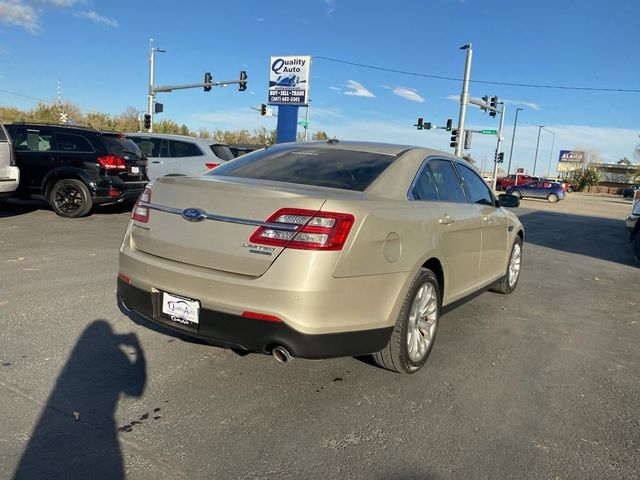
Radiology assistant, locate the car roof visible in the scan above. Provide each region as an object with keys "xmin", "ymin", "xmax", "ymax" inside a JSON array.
[
  {"xmin": 126, "ymin": 132, "xmax": 228, "ymax": 146},
  {"xmin": 281, "ymin": 140, "xmax": 458, "ymax": 158}
]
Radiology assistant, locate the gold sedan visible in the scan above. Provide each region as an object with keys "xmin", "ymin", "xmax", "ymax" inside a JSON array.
[{"xmin": 118, "ymin": 141, "xmax": 523, "ymax": 373}]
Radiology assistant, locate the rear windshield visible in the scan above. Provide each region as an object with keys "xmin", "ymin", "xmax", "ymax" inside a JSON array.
[
  {"xmin": 210, "ymin": 144, "xmax": 234, "ymax": 161},
  {"xmin": 207, "ymin": 145, "xmax": 396, "ymax": 191},
  {"xmin": 100, "ymin": 135, "xmax": 143, "ymax": 157}
]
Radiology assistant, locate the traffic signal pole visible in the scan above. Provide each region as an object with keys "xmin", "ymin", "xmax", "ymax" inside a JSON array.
[
  {"xmin": 147, "ymin": 41, "xmax": 156, "ymax": 132},
  {"xmin": 490, "ymin": 103, "xmax": 507, "ymax": 191},
  {"xmin": 455, "ymin": 44, "xmax": 473, "ymax": 157}
]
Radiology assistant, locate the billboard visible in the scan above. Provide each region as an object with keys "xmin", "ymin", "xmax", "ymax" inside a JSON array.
[
  {"xmin": 557, "ymin": 150, "xmax": 586, "ymax": 173},
  {"xmin": 268, "ymin": 55, "xmax": 311, "ymax": 106}
]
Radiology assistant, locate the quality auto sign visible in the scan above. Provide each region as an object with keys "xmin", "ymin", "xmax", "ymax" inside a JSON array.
[{"xmin": 269, "ymin": 55, "xmax": 311, "ymax": 106}]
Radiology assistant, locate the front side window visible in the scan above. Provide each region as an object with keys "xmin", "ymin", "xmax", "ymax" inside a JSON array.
[
  {"xmin": 428, "ymin": 159, "xmax": 466, "ymax": 203},
  {"xmin": 13, "ymin": 128, "xmax": 56, "ymax": 152},
  {"xmin": 169, "ymin": 140, "xmax": 204, "ymax": 158},
  {"xmin": 457, "ymin": 164, "xmax": 494, "ymax": 206}
]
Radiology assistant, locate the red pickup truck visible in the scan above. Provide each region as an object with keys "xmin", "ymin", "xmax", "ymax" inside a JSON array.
[{"xmin": 496, "ymin": 174, "xmax": 539, "ymax": 191}]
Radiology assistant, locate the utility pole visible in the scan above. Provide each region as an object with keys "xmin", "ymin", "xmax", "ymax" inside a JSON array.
[
  {"xmin": 532, "ymin": 125, "xmax": 544, "ymax": 176},
  {"xmin": 546, "ymin": 130, "xmax": 556, "ymax": 178},
  {"xmin": 147, "ymin": 39, "xmax": 165, "ymax": 133},
  {"xmin": 303, "ymin": 104, "xmax": 310, "ymax": 141},
  {"xmin": 507, "ymin": 107, "xmax": 522, "ymax": 176},
  {"xmin": 455, "ymin": 44, "xmax": 473, "ymax": 157},
  {"xmin": 490, "ymin": 103, "xmax": 506, "ymax": 191}
]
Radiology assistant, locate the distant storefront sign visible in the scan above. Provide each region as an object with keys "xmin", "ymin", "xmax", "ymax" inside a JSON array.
[
  {"xmin": 557, "ymin": 150, "xmax": 586, "ymax": 172},
  {"xmin": 268, "ymin": 55, "xmax": 311, "ymax": 106}
]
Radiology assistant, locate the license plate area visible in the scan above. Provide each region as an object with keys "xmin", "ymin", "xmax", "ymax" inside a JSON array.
[
  {"xmin": 161, "ymin": 292, "xmax": 200, "ymax": 326},
  {"xmin": 130, "ymin": 166, "xmax": 140, "ymax": 174}
]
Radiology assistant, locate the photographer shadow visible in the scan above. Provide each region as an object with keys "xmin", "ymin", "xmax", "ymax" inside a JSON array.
[{"xmin": 13, "ymin": 320, "xmax": 146, "ymax": 480}]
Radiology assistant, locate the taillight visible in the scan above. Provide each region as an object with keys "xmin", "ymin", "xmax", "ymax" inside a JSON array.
[
  {"xmin": 98, "ymin": 155, "xmax": 127, "ymax": 170},
  {"xmin": 131, "ymin": 186, "xmax": 152, "ymax": 223},
  {"xmin": 205, "ymin": 163, "xmax": 219, "ymax": 170},
  {"xmin": 9, "ymin": 145, "xmax": 16, "ymax": 166},
  {"xmin": 249, "ymin": 208, "xmax": 354, "ymax": 251}
]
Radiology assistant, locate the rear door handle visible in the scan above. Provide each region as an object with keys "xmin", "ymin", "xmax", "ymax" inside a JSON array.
[
  {"xmin": 438, "ymin": 215, "xmax": 455, "ymax": 226},
  {"xmin": 151, "ymin": 160, "xmax": 162, "ymax": 164}
]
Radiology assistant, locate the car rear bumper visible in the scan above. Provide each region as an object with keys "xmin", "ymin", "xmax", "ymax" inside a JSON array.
[
  {"xmin": 0, "ymin": 166, "xmax": 20, "ymax": 197},
  {"xmin": 117, "ymin": 278, "xmax": 393, "ymax": 358},
  {"xmin": 93, "ymin": 186, "xmax": 145, "ymax": 205}
]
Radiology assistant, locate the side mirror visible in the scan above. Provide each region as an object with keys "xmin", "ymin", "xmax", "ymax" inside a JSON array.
[{"xmin": 498, "ymin": 194, "xmax": 520, "ymax": 208}]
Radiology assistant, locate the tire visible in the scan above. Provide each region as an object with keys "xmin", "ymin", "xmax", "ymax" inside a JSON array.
[
  {"xmin": 490, "ymin": 236, "xmax": 523, "ymax": 294},
  {"xmin": 373, "ymin": 268, "xmax": 441, "ymax": 374},
  {"xmin": 49, "ymin": 179, "xmax": 93, "ymax": 218},
  {"xmin": 511, "ymin": 190, "xmax": 522, "ymax": 199},
  {"xmin": 567, "ymin": 187, "xmax": 573, "ymax": 193},
  {"xmin": 547, "ymin": 193, "xmax": 559, "ymax": 203}
]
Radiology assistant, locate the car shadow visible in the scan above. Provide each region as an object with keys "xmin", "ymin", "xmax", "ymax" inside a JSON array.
[
  {"xmin": 516, "ymin": 209, "xmax": 637, "ymax": 267},
  {"xmin": 0, "ymin": 199, "xmax": 43, "ymax": 218},
  {"xmin": 12, "ymin": 320, "xmax": 146, "ymax": 480}
]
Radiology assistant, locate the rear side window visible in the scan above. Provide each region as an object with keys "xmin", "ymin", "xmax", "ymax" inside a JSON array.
[
  {"xmin": 428, "ymin": 159, "xmax": 466, "ymax": 203},
  {"xmin": 168, "ymin": 140, "xmax": 203, "ymax": 158},
  {"xmin": 57, "ymin": 133, "xmax": 94, "ymax": 153},
  {"xmin": 100, "ymin": 135, "xmax": 142, "ymax": 157},
  {"xmin": 0, "ymin": 125, "xmax": 7, "ymax": 142},
  {"xmin": 411, "ymin": 166, "xmax": 439, "ymax": 201},
  {"xmin": 208, "ymin": 145, "xmax": 397, "ymax": 191},
  {"xmin": 130, "ymin": 137, "xmax": 168, "ymax": 158},
  {"xmin": 210, "ymin": 144, "xmax": 234, "ymax": 161},
  {"xmin": 457, "ymin": 164, "xmax": 494, "ymax": 205}
]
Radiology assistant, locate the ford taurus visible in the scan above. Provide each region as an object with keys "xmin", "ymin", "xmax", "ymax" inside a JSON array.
[{"xmin": 117, "ymin": 141, "xmax": 524, "ymax": 373}]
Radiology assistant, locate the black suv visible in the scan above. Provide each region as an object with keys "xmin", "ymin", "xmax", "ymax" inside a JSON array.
[{"xmin": 5, "ymin": 123, "xmax": 148, "ymax": 217}]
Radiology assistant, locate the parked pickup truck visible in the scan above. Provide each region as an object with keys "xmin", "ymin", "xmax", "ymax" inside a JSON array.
[{"xmin": 496, "ymin": 174, "xmax": 539, "ymax": 191}]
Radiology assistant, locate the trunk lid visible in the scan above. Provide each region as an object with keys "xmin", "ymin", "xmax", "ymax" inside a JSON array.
[{"xmin": 131, "ymin": 176, "xmax": 328, "ymax": 276}]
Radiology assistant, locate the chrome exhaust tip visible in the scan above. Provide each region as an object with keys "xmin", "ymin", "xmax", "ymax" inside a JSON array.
[{"xmin": 272, "ymin": 346, "xmax": 291, "ymax": 363}]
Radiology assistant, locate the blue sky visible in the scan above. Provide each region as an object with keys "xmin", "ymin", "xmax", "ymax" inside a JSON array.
[{"xmin": 1, "ymin": 0, "xmax": 639, "ymax": 174}]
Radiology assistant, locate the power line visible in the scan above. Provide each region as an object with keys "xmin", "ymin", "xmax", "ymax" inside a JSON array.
[{"xmin": 314, "ymin": 56, "xmax": 640, "ymax": 93}]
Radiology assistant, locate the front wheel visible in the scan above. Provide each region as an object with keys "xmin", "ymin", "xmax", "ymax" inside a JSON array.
[
  {"xmin": 547, "ymin": 193, "xmax": 559, "ymax": 203},
  {"xmin": 373, "ymin": 268, "xmax": 441, "ymax": 374},
  {"xmin": 511, "ymin": 190, "xmax": 522, "ymax": 199},
  {"xmin": 49, "ymin": 179, "xmax": 93, "ymax": 218}
]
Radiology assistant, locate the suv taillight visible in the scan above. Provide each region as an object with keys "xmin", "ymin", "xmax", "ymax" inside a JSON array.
[
  {"xmin": 205, "ymin": 163, "xmax": 219, "ymax": 170},
  {"xmin": 131, "ymin": 186, "xmax": 152, "ymax": 223},
  {"xmin": 98, "ymin": 155, "xmax": 127, "ymax": 170},
  {"xmin": 9, "ymin": 144, "xmax": 16, "ymax": 166},
  {"xmin": 249, "ymin": 208, "xmax": 354, "ymax": 251}
]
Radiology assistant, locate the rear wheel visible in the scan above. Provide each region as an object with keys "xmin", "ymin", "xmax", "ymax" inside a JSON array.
[
  {"xmin": 511, "ymin": 190, "xmax": 522, "ymax": 199},
  {"xmin": 547, "ymin": 193, "xmax": 559, "ymax": 203},
  {"xmin": 373, "ymin": 268, "xmax": 441, "ymax": 374},
  {"xmin": 490, "ymin": 237, "xmax": 523, "ymax": 294},
  {"xmin": 49, "ymin": 179, "xmax": 93, "ymax": 218}
]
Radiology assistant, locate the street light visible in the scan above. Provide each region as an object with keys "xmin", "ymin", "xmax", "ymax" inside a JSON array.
[
  {"xmin": 544, "ymin": 128, "xmax": 556, "ymax": 178},
  {"xmin": 527, "ymin": 122, "xmax": 555, "ymax": 177},
  {"xmin": 507, "ymin": 107, "xmax": 523, "ymax": 176},
  {"xmin": 533, "ymin": 124, "xmax": 544, "ymax": 176}
]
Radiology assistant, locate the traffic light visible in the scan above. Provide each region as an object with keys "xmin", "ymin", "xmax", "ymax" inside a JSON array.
[
  {"xmin": 143, "ymin": 114, "xmax": 151, "ymax": 130},
  {"xmin": 481, "ymin": 95, "xmax": 489, "ymax": 113},
  {"xmin": 260, "ymin": 103, "xmax": 267, "ymax": 116},
  {"xmin": 496, "ymin": 151, "xmax": 504, "ymax": 163},
  {"xmin": 489, "ymin": 96, "xmax": 499, "ymax": 117},
  {"xmin": 416, "ymin": 117, "xmax": 424, "ymax": 130},
  {"xmin": 154, "ymin": 102, "xmax": 163, "ymax": 114},
  {"xmin": 445, "ymin": 118, "xmax": 453, "ymax": 131},
  {"xmin": 424, "ymin": 122, "xmax": 432, "ymax": 130},
  {"xmin": 238, "ymin": 70, "xmax": 247, "ymax": 91},
  {"xmin": 464, "ymin": 130, "xmax": 472, "ymax": 150},
  {"xmin": 450, "ymin": 129, "xmax": 459, "ymax": 148},
  {"xmin": 204, "ymin": 72, "xmax": 212, "ymax": 92}
]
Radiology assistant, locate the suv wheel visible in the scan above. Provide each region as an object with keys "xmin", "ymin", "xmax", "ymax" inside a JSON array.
[
  {"xmin": 547, "ymin": 193, "xmax": 559, "ymax": 203},
  {"xmin": 49, "ymin": 179, "xmax": 93, "ymax": 218},
  {"xmin": 373, "ymin": 268, "xmax": 441, "ymax": 374}
]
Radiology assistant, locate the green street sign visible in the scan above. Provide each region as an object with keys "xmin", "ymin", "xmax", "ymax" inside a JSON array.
[
  {"xmin": 480, "ymin": 129, "xmax": 497, "ymax": 135},
  {"xmin": 298, "ymin": 121, "xmax": 309, "ymax": 128}
]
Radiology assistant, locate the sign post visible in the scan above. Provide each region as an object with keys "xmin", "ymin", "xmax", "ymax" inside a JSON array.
[{"xmin": 269, "ymin": 55, "xmax": 311, "ymax": 143}]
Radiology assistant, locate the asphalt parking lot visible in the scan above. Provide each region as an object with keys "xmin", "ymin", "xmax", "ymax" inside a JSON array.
[{"xmin": 1, "ymin": 194, "xmax": 638, "ymax": 480}]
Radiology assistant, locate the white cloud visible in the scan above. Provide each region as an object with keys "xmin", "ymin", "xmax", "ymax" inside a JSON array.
[
  {"xmin": 503, "ymin": 98, "xmax": 541, "ymax": 111},
  {"xmin": 393, "ymin": 86, "xmax": 425, "ymax": 103},
  {"xmin": 40, "ymin": 0, "xmax": 83, "ymax": 6},
  {"xmin": 343, "ymin": 80, "xmax": 375, "ymax": 98},
  {"xmin": 329, "ymin": 86, "xmax": 342, "ymax": 92},
  {"xmin": 0, "ymin": 0, "xmax": 39, "ymax": 33},
  {"xmin": 324, "ymin": 0, "xmax": 335, "ymax": 16},
  {"xmin": 74, "ymin": 9, "xmax": 118, "ymax": 27}
]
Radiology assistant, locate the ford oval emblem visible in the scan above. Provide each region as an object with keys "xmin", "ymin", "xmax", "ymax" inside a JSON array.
[{"xmin": 181, "ymin": 207, "xmax": 207, "ymax": 222}]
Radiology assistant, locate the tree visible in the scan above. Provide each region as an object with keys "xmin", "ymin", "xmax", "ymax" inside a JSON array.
[
  {"xmin": 618, "ymin": 158, "xmax": 631, "ymax": 165},
  {"xmin": 570, "ymin": 166, "xmax": 600, "ymax": 191},
  {"xmin": 312, "ymin": 131, "xmax": 329, "ymax": 141}
]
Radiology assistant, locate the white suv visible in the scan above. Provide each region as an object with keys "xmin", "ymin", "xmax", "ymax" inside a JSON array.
[
  {"xmin": 0, "ymin": 124, "xmax": 19, "ymax": 199},
  {"xmin": 127, "ymin": 133, "xmax": 234, "ymax": 181}
]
